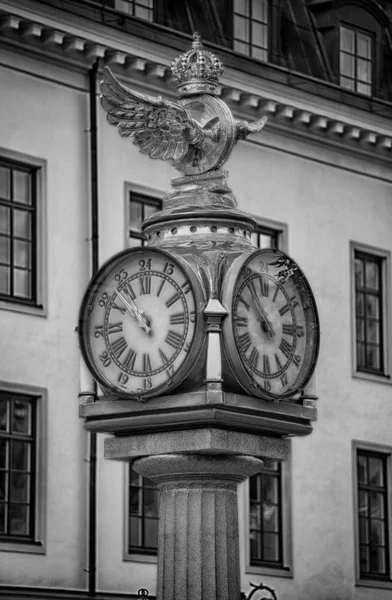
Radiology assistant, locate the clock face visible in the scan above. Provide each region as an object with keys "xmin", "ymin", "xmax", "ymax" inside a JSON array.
[
  {"xmin": 223, "ymin": 248, "xmax": 319, "ymax": 401},
  {"xmin": 79, "ymin": 248, "xmax": 203, "ymax": 399}
]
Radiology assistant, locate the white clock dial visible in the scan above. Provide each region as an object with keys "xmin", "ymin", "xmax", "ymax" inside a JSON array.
[{"xmin": 79, "ymin": 248, "xmax": 203, "ymax": 399}]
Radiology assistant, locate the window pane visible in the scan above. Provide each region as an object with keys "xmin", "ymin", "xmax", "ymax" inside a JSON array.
[
  {"xmin": 10, "ymin": 472, "xmax": 30, "ymax": 502},
  {"xmin": 355, "ymin": 258, "xmax": 364, "ymax": 287},
  {"xmin": 263, "ymin": 505, "xmax": 279, "ymax": 532},
  {"xmin": 262, "ymin": 475, "xmax": 278, "ymax": 503},
  {"xmin": 368, "ymin": 457, "xmax": 383, "ymax": 486},
  {"xmin": 366, "ymin": 320, "xmax": 380, "ymax": 344},
  {"xmin": 252, "ymin": 22, "xmax": 267, "ymax": 49},
  {"xmin": 0, "ymin": 167, "xmax": 11, "ymax": 200},
  {"xmin": 0, "ymin": 236, "xmax": 10, "ymax": 264},
  {"xmin": 0, "ymin": 439, "xmax": 7, "ymax": 467},
  {"xmin": 365, "ymin": 261, "xmax": 379, "ymax": 289},
  {"xmin": 341, "ymin": 26, "xmax": 354, "ymax": 53},
  {"xmin": 370, "ymin": 492, "xmax": 384, "ymax": 519},
  {"xmin": 234, "ymin": 16, "xmax": 249, "ymax": 42},
  {"xmin": 13, "ymin": 239, "xmax": 31, "ymax": 268},
  {"xmin": 358, "ymin": 454, "xmax": 367, "ymax": 483},
  {"xmin": 10, "ymin": 504, "xmax": 29, "ymax": 535},
  {"xmin": 370, "ymin": 547, "xmax": 386, "ymax": 574},
  {"xmin": 366, "ymin": 345, "xmax": 380, "ymax": 370},
  {"xmin": 263, "ymin": 532, "xmax": 279, "ymax": 561},
  {"xmin": 340, "ymin": 52, "xmax": 354, "ymax": 78},
  {"xmin": 144, "ymin": 517, "xmax": 158, "ymax": 547},
  {"xmin": 144, "ymin": 488, "xmax": 159, "ymax": 517},
  {"xmin": 134, "ymin": 6, "xmax": 152, "ymax": 20},
  {"xmin": 252, "ymin": 0, "xmax": 267, "ymax": 22},
  {"xmin": 252, "ymin": 47, "xmax": 268, "ymax": 62},
  {"xmin": 130, "ymin": 201, "xmax": 143, "ymax": 231},
  {"xmin": 115, "ymin": 0, "xmax": 132, "ymax": 14},
  {"xmin": 357, "ymin": 82, "xmax": 371, "ymax": 96},
  {"xmin": 0, "ymin": 205, "xmax": 10, "ymax": 234},
  {"xmin": 234, "ymin": 0, "xmax": 249, "ymax": 16},
  {"xmin": 0, "ymin": 503, "xmax": 5, "ymax": 533},
  {"xmin": 371, "ymin": 520, "xmax": 385, "ymax": 545},
  {"xmin": 0, "ymin": 471, "xmax": 7, "ymax": 500},
  {"xmin": 359, "ymin": 517, "xmax": 368, "ymax": 543},
  {"xmin": 13, "ymin": 170, "xmax": 31, "ymax": 205},
  {"xmin": 129, "ymin": 236, "xmax": 143, "ymax": 248},
  {"xmin": 129, "ymin": 515, "xmax": 140, "ymax": 546},
  {"xmin": 356, "ymin": 318, "xmax": 365, "ymax": 341},
  {"xmin": 0, "ymin": 400, "xmax": 8, "ymax": 431},
  {"xmin": 357, "ymin": 33, "xmax": 371, "ymax": 59},
  {"xmin": 14, "ymin": 268, "xmax": 31, "ymax": 298},
  {"xmin": 356, "ymin": 292, "xmax": 364, "ymax": 316},
  {"xmin": 144, "ymin": 203, "xmax": 160, "ymax": 220},
  {"xmin": 357, "ymin": 59, "xmax": 371, "ymax": 84},
  {"xmin": 11, "ymin": 441, "xmax": 30, "ymax": 471},
  {"xmin": 234, "ymin": 40, "xmax": 250, "ymax": 55},
  {"xmin": 12, "ymin": 398, "xmax": 31, "ymax": 434},
  {"xmin": 340, "ymin": 76, "xmax": 355, "ymax": 91},
  {"xmin": 366, "ymin": 295, "xmax": 379, "ymax": 319},
  {"xmin": 14, "ymin": 210, "xmax": 31, "ymax": 240},
  {"xmin": 0, "ymin": 265, "xmax": 10, "ymax": 295},
  {"xmin": 360, "ymin": 545, "xmax": 370, "ymax": 573}
]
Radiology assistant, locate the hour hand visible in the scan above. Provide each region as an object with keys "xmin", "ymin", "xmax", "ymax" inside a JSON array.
[{"xmin": 117, "ymin": 291, "xmax": 151, "ymax": 335}]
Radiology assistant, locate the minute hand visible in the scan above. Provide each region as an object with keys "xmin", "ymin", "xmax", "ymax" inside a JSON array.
[
  {"xmin": 117, "ymin": 291, "xmax": 151, "ymax": 335},
  {"xmin": 248, "ymin": 284, "xmax": 275, "ymax": 338}
]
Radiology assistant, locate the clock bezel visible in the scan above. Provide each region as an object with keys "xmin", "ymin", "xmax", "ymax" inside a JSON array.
[
  {"xmin": 78, "ymin": 247, "xmax": 206, "ymax": 400},
  {"xmin": 221, "ymin": 248, "xmax": 320, "ymax": 401}
]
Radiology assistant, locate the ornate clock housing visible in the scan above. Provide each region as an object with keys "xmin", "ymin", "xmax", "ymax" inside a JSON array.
[
  {"xmin": 78, "ymin": 247, "xmax": 205, "ymax": 399},
  {"xmin": 222, "ymin": 249, "xmax": 320, "ymax": 401}
]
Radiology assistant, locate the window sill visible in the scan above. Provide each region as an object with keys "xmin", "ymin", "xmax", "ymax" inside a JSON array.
[
  {"xmin": 123, "ymin": 552, "xmax": 157, "ymax": 564},
  {"xmin": 353, "ymin": 369, "xmax": 391, "ymax": 385},
  {"xmin": 356, "ymin": 578, "xmax": 392, "ymax": 590},
  {"xmin": 0, "ymin": 540, "xmax": 45, "ymax": 554},
  {"xmin": 245, "ymin": 564, "xmax": 293, "ymax": 579},
  {"xmin": 0, "ymin": 299, "xmax": 46, "ymax": 318}
]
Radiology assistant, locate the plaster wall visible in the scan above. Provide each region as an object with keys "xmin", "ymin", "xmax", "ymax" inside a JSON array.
[{"xmin": 0, "ymin": 61, "xmax": 91, "ymax": 589}]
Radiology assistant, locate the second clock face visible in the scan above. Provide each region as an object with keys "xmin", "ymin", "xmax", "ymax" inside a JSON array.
[
  {"xmin": 223, "ymin": 248, "xmax": 319, "ymax": 401},
  {"xmin": 79, "ymin": 248, "xmax": 203, "ymax": 398}
]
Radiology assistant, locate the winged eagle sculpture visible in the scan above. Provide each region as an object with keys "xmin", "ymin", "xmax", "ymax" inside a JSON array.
[{"xmin": 100, "ymin": 66, "xmax": 267, "ymax": 175}]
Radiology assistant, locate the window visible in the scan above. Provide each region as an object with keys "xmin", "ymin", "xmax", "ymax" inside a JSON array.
[
  {"xmin": 233, "ymin": 0, "xmax": 269, "ymax": 62},
  {"xmin": 0, "ymin": 150, "xmax": 46, "ymax": 316},
  {"xmin": 340, "ymin": 25, "xmax": 372, "ymax": 96},
  {"xmin": 0, "ymin": 383, "xmax": 46, "ymax": 553},
  {"xmin": 251, "ymin": 217, "xmax": 288, "ymax": 252},
  {"xmin": 354, "ymin": 442, "xmax": 392, "ymax": 587},
  {"xmin": 127, "ymin": 189, "xmax": 162, "ymax": 248},
  {"xmin": 127, "ymin": 467, "xmax": 159, "ymax": 558},
  {"xmin": 114, "ymin": 0, "xmax": 153, "ymax": 21},
  {"xmin": 351, "ymin": 243, "xmax": 391, "ymax": 382}
]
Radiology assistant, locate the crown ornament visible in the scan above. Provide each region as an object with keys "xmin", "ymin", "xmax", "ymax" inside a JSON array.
[{"xmin": 171, "ymin": 32, "xmax": 224, "ymax": 97}]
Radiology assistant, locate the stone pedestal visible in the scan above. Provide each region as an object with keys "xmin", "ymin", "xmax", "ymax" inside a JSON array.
[{"xmin": 133, "ymin": 454, "xmax": 263, "ymax": 600}]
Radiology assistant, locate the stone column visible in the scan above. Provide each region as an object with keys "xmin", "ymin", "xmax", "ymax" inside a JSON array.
[{"xmin": 133, "ymin": 453, "xmax": 263, "ymax": 600}]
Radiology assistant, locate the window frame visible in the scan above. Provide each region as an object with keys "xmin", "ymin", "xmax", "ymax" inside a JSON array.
[
  {"xmin": 123, "ymin": 463, "xmax": 158, "ymax": 563},
  {"xmin": 251, "ymin": 216, "xmax": 288, "ymax": 253},
  {"xmin": 243, "ymin": 456, "xmax": 292, "ymax": 578},
  {"xmin": 233, "ymin": 0, "xmax": 270, "ymax": 63},
  {"xmin": 124, "ymin": 182, "xmax": 164, "ymax": 249},
  {"xmin": 350, "ymin": 242, "xmax": 391, "ymax": 385},
  {"xmin": 353, "ymin": 440, "xmax": 392, "ymax": 589},
  {"xmin": 339, "ymin": 23, "xmax": 374, "ymax": 97},
  {"xmin": 0, "ymin": 149, "xmax": 47, "ymax": 317},
  {"xmin": 0, "ymin": 381, "xmax": 47, "ymax": 554}
]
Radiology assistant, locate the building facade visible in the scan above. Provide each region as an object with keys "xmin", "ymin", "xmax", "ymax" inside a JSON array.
[{"xmin": 0, "ymin": 1, "xmax": 392, "ymax": 599}]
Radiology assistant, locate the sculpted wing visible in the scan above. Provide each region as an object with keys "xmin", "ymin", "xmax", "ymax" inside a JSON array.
[{"xmin": 100, "ymin": 67, "xmax": 201, "ymax": 162}]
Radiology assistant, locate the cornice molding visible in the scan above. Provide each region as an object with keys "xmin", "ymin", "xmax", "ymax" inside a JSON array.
[{"xmin": 0, "ymin": 4, "xmax": 391, "ymax": 162}]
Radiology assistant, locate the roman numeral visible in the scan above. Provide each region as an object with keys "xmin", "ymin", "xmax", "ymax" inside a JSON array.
[
  {"xmin": 275, "ymin": 353, "xmax": 283, "ymax": 371},
  {"xmin": 260, "ymin": 277, "xmax": 269, "ymax": 297},
  {"xmin": 123, "ymin": 282, "xmax": 136, "ymax": 301},
  {"xmin": 112, "ymin": 303, "xmax": 126, "ymax": 314},
  {"xmin": 272, "ymin": 285, "xmax": 280, "ymax": 303},
  {"xmin": 123, "ymin": 349, "xmax": 137, "ymax": 370},
  {"xmin": 263, "ymin": 354, "xmax": 270, "ymax": 375},
  {"xmin": 111, "ymin": 336, "xmax": 128, "ymax": 358},
  {"xmin": 170, "ymin": 312, "xmax": 185, "ymax": 325},
  {"xmin": 143, "ymin": 353, "xmax": 152, "ymax": 372},
  {"xmin": 238, "ymin": 332, "xmax": 252, "ymax": 353},
  {"xmin": 279, "ymin": 295, "xmax": 298, "ymax": 316},
  {"xmin": 281, "ymin": 373, "xmax": 288, "ymax": 387},
  {"xmin": 107, "ymin": 322, "xmax": 123, "ymax": 334},
  {"xmin": 140, "ymin": 276, "xmax": 151, "ymax": 295},
  {"xmin": 279, "ymin": 338, "xmax": 293, "ymax": 360},
  {"xmin": 166, "ymin": 292, "xmax": 181, "ymax": 308},
  {"xmin": 159, "ymin": 348, "xmax": 169, "ymax": 365},
  {"xmin": 238, "ymin": 296, "xmax": 250, "ymax": 311},
  {"xmin": 249, "ymin": 347, "xmax": 259, "ymax": 369},
  {"xmin": 247, "ymin": 280, "xmax": 257, "ymax": 299},
  {"xmin": 157, "ymin": 279, "xmax": 165, "ymax": 297},
  {"xmin": 235, "ymin": 315, "xmax": 248, "ymax": 327},
  {"xmin": 165, "ymin": 329, "xmax": 182, "ymax": 349},
  {"xmin": 293, "ymin": 354, "xmax": 301, "ymax": 367}
]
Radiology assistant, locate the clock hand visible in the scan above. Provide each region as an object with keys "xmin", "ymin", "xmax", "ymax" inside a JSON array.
[
  {"xmin": 248, "ymin": 284, "xmax": 275, "ymax": 338},
  {"xmin": 117, "ymin": 291, "xmax": 151, "ymax": 335}
]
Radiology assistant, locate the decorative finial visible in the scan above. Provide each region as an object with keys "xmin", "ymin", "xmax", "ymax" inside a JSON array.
[{"xmin": 171, "ymin": 32, "xmax": 224, "ymax": 97}]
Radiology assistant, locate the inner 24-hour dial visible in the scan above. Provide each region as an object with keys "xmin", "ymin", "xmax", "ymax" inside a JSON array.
[
  {"xmin": 229, "ymin": 248, "xmax": 319, "ymax": 400},
  {"xmin": 79, "ymin": 248, "xmax": 201, "ymax": 398}
]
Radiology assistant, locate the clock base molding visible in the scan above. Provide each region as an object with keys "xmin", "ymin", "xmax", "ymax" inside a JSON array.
[{"xmin": 80, "ymin": 389, "xmax": 316, "ymax": 439}]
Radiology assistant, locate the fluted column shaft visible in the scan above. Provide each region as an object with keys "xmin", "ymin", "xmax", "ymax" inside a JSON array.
[{"xmin": 133, "ymin": 454, "xmax": 263, "ymax": 600}]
